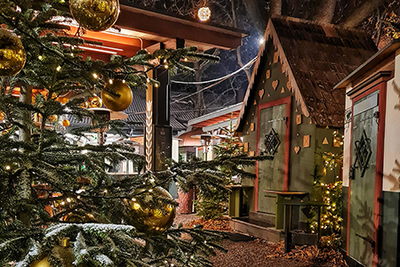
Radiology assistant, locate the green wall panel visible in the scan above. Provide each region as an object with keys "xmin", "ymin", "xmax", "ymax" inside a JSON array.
[{"xmin": 381, "ymin": 191, "xmax": 400, "ymax": 267}]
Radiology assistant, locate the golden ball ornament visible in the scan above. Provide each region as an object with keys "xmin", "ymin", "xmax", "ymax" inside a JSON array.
[
  {"xmin": 56, "ymin": 97, "xmax": 69, "ymax": 104},
  {"xmin": 30, "ymin": 247, "xmax": 88, "ymax": 267},
  {"xmin": 125, "ymin": 186, "xmax": 176, "ymax": 234},
  {"xmin": 88, "ymin": 95, "xmax": 102, "ymax": 108},
  {"xmin": 61, "ymin": 209, "xmax": 97, "ymax": 223},
  {"xmin": 47, "ymin": 115, "xmax": 58, "ymax": 123},
  {"xmin": 78, "ymin": 101, "xmax": 89, "ymax": 109},
  {"xmin": 30, "ymin": 257, "xmax": 51, "ymax": 267},
  {"xmin": 0, "ymin": 29, "xmax": 26, "ymax": 77},
  {"xmin": 62, "ymin": 119, "xmax": 70, "ymax": 127},
  {"xmin": 69, "ymin": 0, "xmax": 120, "ymax": 32},
  {"xmin": 0, "ymin": 111, "xmax": 5, "ymax": 120},
  {"xmin": 101, "ymin": 80, "xmax": 132, "ymax": 111}
]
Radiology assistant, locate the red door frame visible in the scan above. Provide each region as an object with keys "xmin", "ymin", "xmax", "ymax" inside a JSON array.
[
  {"xmin": 347, "ymin": 73, "xmax": 390, "ymax": 266},
  {"xmin": 255, "ymin": 96, "xmax": 291, "ymax": 211}
]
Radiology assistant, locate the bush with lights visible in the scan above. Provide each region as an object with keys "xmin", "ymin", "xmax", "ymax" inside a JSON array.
[
  {"xmin": 194, "ymin": 123, "xmax": 266, "ymax": 220},
  {"xmin": 307, "ymin": 131, "xmax": 344, "ymax": 248}
]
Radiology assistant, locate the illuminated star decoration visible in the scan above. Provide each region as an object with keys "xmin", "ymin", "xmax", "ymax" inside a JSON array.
[{"xmin": 198, "ymin": 6, "xmax": 211, "ymax": 22}]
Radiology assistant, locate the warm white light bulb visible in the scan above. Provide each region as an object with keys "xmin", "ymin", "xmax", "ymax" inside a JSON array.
[{"xmin": 198, "ymin": 6, "xmax": 211, "ymax": 22}]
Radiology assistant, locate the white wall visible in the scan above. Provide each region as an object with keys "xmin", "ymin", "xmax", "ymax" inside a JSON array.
[
  {"xmin": 172, "ymin": 138, "xmax": 180, "ymax": 162},
  {"xmin": 383, "ymin": 50, "xmax": 400, "ymax": 192},
  {"xmin": 343, "ymin": 85, "xmax": 353, "ymax": 187}
]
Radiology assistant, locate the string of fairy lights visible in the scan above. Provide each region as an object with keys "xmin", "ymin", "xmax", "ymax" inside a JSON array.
[{"xmin": 309, "ymin": 131, "xmax": 344, "ymax": 246}]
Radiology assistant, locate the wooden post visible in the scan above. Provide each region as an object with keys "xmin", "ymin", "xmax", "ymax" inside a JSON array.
[
  {"xmin": 145, "ymin": 70, "xmax": 154, "ymax": 172},
  {"xmin": 144, "ymin": 43, "xmax": 173, "ymax": 172},
  {"xmin": 17, "ymin": 85, "xmax": 33, "ymax": 227},
  {"xmin": 284, "ymin": 204, "xmax": 292, "ymax": 252}
]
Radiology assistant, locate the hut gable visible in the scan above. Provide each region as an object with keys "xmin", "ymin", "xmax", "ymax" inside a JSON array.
[{"xmin": 237, "ymin": 16, "xmax": 377, "ymax": 131}]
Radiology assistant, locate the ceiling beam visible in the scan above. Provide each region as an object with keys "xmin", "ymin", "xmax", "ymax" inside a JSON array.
[{"xmin": 117, "ymin": 4, "xmax": 245, "ymax": 51}]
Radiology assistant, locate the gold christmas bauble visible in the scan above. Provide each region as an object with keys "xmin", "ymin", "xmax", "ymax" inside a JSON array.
[
  {"xmin": 69, "ymin": 0, "xmax": 120, "ymax": 32},
  {"xmin": 47, "ymin": 115, "xmax": 58, "ymax": 123},
  {"xmin": 0, "ymin": 111, "xmax": 5, "ymax": 120},
  {"xmin": 62, "ymin": 209, "xmax": 97, "ymax": 223},
  {"xmin": 62, "ymin": 119, "xmax": 70, "ymax": 127},
  {"xmin": 0, "ymin": 29, "xmax": 26, "ymax": 77},
  {"xmin": 126, "ymin": 187, "xmax": 176, "ymax": 234},
  {"xmin": 56, "ymin": 97, "xmax": 69, "ymax": 104},
  {"xmin": 101, "ymin": 80, "xmax": 132, "ymax": 111},
  {"xmin": 88, "ymin": 95, "xmax": 102, "ymax": 108},
  {"xmin": 78, "ymin": 101, "xmax": 89, "ymax": 109},
  {"xmin": 30, "ymin": 247, "xmax": 88, "ymax": 267},
  {"xmin": 30, "ymin": 257, "xmax": 51, "ymax": 267}
]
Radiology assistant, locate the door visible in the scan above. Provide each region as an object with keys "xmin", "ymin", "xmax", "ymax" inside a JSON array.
[
  {"xmin": 257, "ymin": 103, "xmax": 287, "ymax": 214},
  {"xmin": 349, "ymin": 91, "xmax": 379, "ymax": 267}
]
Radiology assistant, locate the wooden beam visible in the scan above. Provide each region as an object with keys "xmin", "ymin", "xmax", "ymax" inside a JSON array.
[{"xmin": 117, "ymin": 4, "xmax": 245, "ymax": 50}]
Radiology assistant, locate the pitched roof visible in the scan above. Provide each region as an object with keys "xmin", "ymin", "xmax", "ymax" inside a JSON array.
[
  {"xmin": 124, "ymin": 92, "xmax": 195, "ymax": 131},
  {"xmin": 237, "ymin": 16, "xmax": 377, "ymax": 130},
  {"xmin": 69, "ymin": 91, "xmax": 195, "ymax": 132}
]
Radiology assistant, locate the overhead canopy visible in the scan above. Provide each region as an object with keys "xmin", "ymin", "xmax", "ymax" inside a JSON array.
[
  {"xmin": 188, "ymin": 102, "xmax": 242, "ymax": 128},
  {"xmin": 73, "ymin": 3, "xmax": 246, "ymax": 59}
]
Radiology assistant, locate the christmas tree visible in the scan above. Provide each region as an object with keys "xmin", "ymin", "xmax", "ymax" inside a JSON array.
[
  {"xmin": 0, "ymin": 1, "xmax": 267, "ymax": 266},
  {"xmin": 195, "ymin": 121, "xmax": 267, "ymax": 220}
]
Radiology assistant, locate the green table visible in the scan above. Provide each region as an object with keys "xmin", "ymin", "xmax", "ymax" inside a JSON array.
[
  {"xmin": 263, "ymin": 190, "xmax": 309, "ymax": 229},
  {"xmin": 280, "ymin": 201, "xmax": 328, "ymax": 252}
]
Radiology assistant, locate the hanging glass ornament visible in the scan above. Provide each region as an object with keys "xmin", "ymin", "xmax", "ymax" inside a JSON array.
[
  {"xmin": 69, "ymin": 0, "xmax": 120, "ymax": 32},
  {"xmin": 47, "ymin": 115, "xmax": 58, "ymax": 123},
  {"xmin": 198, "ymin": 6, "xmax": 211, "ymax": 22},
  {"xmin": 62, "ymin": 119, "xmax": 70, "ymax": 127},
  {"xmin": 101, "ymin": 80, "xmax": 132, "ymax": 111},
  {"xmin": 88, "ymin": 95, "xmax": 102, "ymax": 108},
  {"xmin": 0, "ymin": 29, "xmax": 26, "ymax": 77},
  {"xmin": 125, "ymin": 187, "xmax": 176, "ymax": 234}
]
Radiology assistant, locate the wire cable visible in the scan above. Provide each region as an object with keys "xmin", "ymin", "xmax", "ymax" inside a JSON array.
[
  {"xmin": 170, "ymin": 56, "xmax": 257, "ymax": 85},
  {"xmin": 171, "ymin": 56, "xmax": 257, "ymax": 103}
]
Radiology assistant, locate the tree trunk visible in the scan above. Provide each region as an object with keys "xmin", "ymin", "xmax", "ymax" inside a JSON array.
[
  {"xmin": 242, "ymin": 0, "xmax": 268, "ymax": 33},
  {"xmin": 269, "ymin": 0, "xmax": 282, "ymax": 16},
  {"xmin": 340, "ymin": 0, "xmax": 385, "ymax": 28},
  {"xmin": 313, "ymin": 0, "xmax": 336, "ymax": 24},
  {"xmin": 232, "ymin": 0, "xmax": 251, "ymax": 83}
]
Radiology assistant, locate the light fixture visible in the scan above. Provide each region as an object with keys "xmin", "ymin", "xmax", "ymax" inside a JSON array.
[{"xmin": 198, "ymin": 6, "xmax": 211, "ymax": 22}]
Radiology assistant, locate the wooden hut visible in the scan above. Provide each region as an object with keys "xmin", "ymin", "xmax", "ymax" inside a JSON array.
[{"xmin": 232, "ymin": 16, "xmax": 377, "ymax": 242}]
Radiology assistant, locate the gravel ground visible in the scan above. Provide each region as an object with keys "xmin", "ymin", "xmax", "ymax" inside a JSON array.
[
  {"xmin": 174, "ymin": 213, "xmax": 200, "ymax": 226},
  {"xmin": 209, "ymin": 239, "xmax": 330, "ymax": 267},
  {"xmin": 174, "ymin": 213, "xmax": 346, "ymax": 267}
]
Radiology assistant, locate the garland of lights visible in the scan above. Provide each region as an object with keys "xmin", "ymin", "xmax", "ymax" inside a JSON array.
[{"xmin": 308, "ymin": 131, "xmax": 344, "ymax": 247}]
